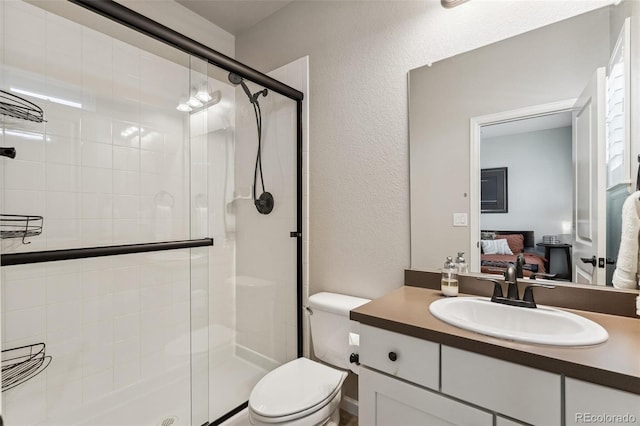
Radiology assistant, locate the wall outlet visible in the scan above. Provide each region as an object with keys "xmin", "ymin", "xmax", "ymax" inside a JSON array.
[{"xmin": 453, "ymin": 213, "xmax": 468, "ymax": 227}]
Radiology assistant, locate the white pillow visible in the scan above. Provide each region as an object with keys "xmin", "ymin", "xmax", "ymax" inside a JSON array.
[{"xmin": 481, "ymin": 239, "xmax": 513, "ymax": 255}]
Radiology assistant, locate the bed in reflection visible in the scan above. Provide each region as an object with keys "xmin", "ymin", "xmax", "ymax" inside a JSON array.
[{"xmin": 480, "ymin": 230, "xmax": 547, "ymax": 277}]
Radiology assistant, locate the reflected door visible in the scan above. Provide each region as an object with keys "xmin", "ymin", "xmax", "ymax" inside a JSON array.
[{"xmin": 573, "ymin": 67, "xmax": 606, "ymax": 285}]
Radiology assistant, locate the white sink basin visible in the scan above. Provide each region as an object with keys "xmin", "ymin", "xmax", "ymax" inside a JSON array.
[{"xmin": 429, "ymin": 297, "xmax": 608, "ymax": 346}]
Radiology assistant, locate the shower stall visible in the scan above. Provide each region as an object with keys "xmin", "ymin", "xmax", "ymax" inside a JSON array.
[{"xmin": 0, "ymin": 1, "xmax": 304, "ymax": 425}]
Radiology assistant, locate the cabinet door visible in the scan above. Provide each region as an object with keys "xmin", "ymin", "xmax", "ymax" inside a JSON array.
[
  {"xmin": 441, "ymin": 346, "xmax": 561, "ymax": 425},
  {"xmin": 359, "ymin": 367, "xmax": 493, "ymax": 426},
  {"xmin": 565, "ymin": 378, "xmax": 639, "ymax": 426}
]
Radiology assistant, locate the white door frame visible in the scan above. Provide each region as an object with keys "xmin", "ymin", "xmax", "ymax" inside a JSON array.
[{"xmin": 469, "ymin": 99, "xmax": 577, "ymax": 273}]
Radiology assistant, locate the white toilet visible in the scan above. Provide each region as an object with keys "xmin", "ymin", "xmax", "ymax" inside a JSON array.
[{"xmin": 248, "ymin": 292, "xmax": 370, "ymax": 425}]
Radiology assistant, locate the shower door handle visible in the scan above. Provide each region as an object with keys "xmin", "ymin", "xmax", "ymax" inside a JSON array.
[{"xmin": 290, "ymin": 232, "xmax": 302, "ymax": 238}]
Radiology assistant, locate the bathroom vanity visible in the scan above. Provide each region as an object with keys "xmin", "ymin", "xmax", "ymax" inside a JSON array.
[{"xmin": 351, "ymin": 283, "xmax": 640, "ymax": 425}]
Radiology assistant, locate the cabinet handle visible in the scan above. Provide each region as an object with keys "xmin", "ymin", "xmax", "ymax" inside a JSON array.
[
  {"xmin": 388, "ymin": 351, "xmax": 398, "ymax": 362},
  {"xmin": 349, "ymin": 353, "xmax": 360, "ymax": 365}
]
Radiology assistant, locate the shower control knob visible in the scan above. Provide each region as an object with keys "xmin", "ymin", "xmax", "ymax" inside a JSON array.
[
  {"xmin": 349, "ymin": 353, "xmax": 360, "ymax": 365},
  {"xmin": 388, "ymin": 351, "xmax": 398, "ymax": 362}
]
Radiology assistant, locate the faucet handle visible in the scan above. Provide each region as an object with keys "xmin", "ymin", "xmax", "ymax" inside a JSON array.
[
  {"xmin": 478, "ymin": 278, "xmax": 504, "ymax": 301},
  {"xmin": 503, "ymin": 265, "xmax": 519, "ymax": 299},
  {"xmin": 522, "ymin": 284, "xmax": 555, "ymax": 308}
]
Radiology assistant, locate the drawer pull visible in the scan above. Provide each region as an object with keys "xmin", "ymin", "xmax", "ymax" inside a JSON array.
[{"xmin": 388, "ymin": 351, "xmax": 398, "ymax": 362}]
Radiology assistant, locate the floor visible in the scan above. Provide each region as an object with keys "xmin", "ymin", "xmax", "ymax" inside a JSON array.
[
  {"xmin": 221, "ymin": 409, "xmax": 358, "ymax": 425},
  {"xmin": 339, "ymin": 410, "xmax": 358, "ymax": 426}
]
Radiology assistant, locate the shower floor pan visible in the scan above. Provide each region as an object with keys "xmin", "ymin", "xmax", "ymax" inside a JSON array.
[{"xmin": 36, "ymin": 365, "xmax": 191, "ymax": 426}]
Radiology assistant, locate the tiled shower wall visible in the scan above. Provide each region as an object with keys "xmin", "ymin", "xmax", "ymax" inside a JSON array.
[
  {"xmin": 234, "ymin": 58, "xmax": 307, "ymax": 369},
  {"xmin": 0, "ymin": 1, "xmax": 208, "ymax": 425},
  {"xmin": 0, "ymin": 1, "xmax": 191, "ymax": 254},
  {"xmin": 2, "ymin": 252, "xmax": 200, "ymax": 425}
]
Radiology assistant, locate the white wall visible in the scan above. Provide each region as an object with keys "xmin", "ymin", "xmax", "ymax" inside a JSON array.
[
  {"xmin": 27, "ymin": 0, "xmax": 235, "ymax": 60},
  {"xmin": 481, "ymin": 127, "xmax": 573, "ymax": 242},
  {"xmin": 117, "ymin": 0, "xmax": 235, "ymax": 58},
  {"xmin": 236, "ymin": 0, "xmax": 611, "ymax": 300}
]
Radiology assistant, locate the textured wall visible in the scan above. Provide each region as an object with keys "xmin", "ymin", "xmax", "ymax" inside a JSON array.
[{"xmin": 236, "ymin": 0, "xmax": 610, "ymax": 300}]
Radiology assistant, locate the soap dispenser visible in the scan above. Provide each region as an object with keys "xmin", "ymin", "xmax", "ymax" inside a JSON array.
[
  {"xmin": 441, "ymin": 256, "xmax": 459, "ymax": 297},
  {"xmin": 456, "ymin": 252, "xmax": 469, "ymax": 274}
]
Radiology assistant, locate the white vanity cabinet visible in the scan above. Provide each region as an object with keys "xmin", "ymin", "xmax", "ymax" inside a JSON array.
[
  {"xmin": 565, "ymin": 378, "xmax": 640, "ymax": 426},
  {"xmin": 354, "ymin": 286, "xmax": 639, "ymax": 426},
  {"xmin": 358, "ymin": 325, "xmax": 492, "ymax": 425},
  {"xmin": 359, "ymin": 325, "xmax": 561, "ymax": 425}
]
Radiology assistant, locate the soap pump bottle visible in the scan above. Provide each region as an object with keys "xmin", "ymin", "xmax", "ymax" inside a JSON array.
[
  {"xmin": 456, "ymin": 252, "xmax": 469, "ymax": 274},
  {"xmin": 441, "ymin": 256, "xmax": 459, "ymax": 297}
]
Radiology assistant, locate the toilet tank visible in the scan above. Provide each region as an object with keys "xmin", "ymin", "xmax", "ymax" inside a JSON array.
[{"xmin": 308, "ymin": 292, "xmax": 370, "ymax": 369}]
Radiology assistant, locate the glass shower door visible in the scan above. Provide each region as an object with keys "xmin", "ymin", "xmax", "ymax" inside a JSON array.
[
  {"xmin": 0, "ymin": 2, "xmax": 210, "ymax": 424},
  {"xmin": 207, "ymin": 63, "xmax": 300, "ymax": 421}
]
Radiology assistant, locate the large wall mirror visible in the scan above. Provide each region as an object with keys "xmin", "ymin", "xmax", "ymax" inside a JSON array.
[{"xmin": 409, "ymin": 1, "xmax": 639, "ymax": 287}]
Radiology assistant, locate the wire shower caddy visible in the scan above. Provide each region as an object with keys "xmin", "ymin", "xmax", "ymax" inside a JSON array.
[
  {"xmin": 0, "ymin": 90, "xmax": 46, "ymax": 123},
  {"xmin": 0, "ymin": 214, "xmax": 43, "ymax": 244},
  {"xmin": 2, "ymin": 343, "xmax": 52, "ymax": 392}
]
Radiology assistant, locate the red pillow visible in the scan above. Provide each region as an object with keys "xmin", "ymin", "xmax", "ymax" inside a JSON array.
[{"xmin": 496, "ymin": 234, "xmax": 524, "ymax": 254}]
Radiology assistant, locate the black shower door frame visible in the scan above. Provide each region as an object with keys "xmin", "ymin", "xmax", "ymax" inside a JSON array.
[{"xmin": 63, "ymin": 1, "xmax": 304, "ymax": 424}]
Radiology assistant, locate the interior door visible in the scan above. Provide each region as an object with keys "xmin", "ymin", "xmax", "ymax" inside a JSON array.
[{"xmin": 572, "ymin": 67, "xmax": 606, "ymax": 285}]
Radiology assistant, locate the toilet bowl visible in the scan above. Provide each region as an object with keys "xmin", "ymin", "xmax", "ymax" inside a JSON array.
[
  {"xmin": 248, "ymin": 292, "xmax": 370, "ymax": 426},
  {"xmin": 248, "ymin": 358, "xmax": 346, "ymax": 425}
]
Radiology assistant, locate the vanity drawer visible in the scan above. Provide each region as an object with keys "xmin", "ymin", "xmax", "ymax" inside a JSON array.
[
  {"xmin": 441, "ymin": 346, "xmax": 561, "ymax": 425},
  {"xmin": 359, "ymin": 324, "xmax": 439, "ymax": 390},
  {"xmin": 565, "ymin": 378, "xmax": 640, "ymax": 426}
]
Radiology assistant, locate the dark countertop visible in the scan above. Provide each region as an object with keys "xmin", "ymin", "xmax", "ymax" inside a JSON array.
[{"xmin": 350, "ymin": 286, "xmax": 640, "ymax": 395}]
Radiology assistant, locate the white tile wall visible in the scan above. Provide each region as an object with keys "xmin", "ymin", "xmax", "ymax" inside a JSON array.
[
  {"xmin": 1, "ymin": 2, "xmax": 207, "ymax": 425},
  {"xmin": 234, "ymin": 69, "xmax": 300, "ymax": 366},
  {"xmin": 1, "ymin": 0, "xmax": 191, "ymax": 253},
  {"xmin": 0, "ymin": 2, "xmax": 309, "ymax": 425},
  {"xmin": 1, "ymin": 249, "xmax": 201, "ymax": 425}
]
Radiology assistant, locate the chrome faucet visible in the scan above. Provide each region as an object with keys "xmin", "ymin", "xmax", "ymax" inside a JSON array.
[{"xmin": 480, "ymin": 265, "xmax": 555, "ymax": 309}]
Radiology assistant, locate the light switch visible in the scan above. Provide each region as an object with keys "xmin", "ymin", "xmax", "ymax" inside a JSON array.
[{"xmin": 453, "ymin": 213, "xmax": 468, "ymax": 227}]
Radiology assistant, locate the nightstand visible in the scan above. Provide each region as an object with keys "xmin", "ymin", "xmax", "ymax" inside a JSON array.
[{"xmin": 536, "ymin": 243, "xmax": 572, "ymax": 281}]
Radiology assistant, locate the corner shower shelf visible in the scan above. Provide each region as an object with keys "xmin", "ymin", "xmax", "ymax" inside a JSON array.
[
  {"xmin": 0, "ymin": 214, "xmax": 43, "ymax": 244},
  {"xmin": 0, "ymin": 90, "xmax": 46, "ymax": 123},
  {"xmin": 2, "ymin": 343, "xmax": 52, "ymax": 392}
]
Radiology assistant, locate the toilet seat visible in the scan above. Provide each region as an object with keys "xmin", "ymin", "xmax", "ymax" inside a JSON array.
[{"xmin": 249, "ymin": 358, "xmax": 347, "ymax": 424}]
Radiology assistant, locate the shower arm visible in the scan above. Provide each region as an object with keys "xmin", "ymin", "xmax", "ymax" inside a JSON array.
[{"xmin": 229, "ymin": 73, "xmax": 267, "ymax": 104}]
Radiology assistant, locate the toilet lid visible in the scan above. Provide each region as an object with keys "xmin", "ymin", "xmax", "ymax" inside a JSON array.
[{"xmin": 249, "ymin": 357, "xmax": 346, "ymax": 418}]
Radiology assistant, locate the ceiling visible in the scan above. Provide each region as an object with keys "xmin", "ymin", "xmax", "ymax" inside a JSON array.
[
  {"xmin": 176, "ymin": 0, "xmax": 295, "ymax": 35},
  {"xmin": 481, "ymin": 111, "xmax": 573, "ymax": 139}
]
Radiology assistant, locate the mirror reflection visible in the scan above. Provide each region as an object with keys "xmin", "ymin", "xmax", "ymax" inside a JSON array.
[{"xmin": 409, "ymin": 2, "xmax": 639, "ymax": 287}]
